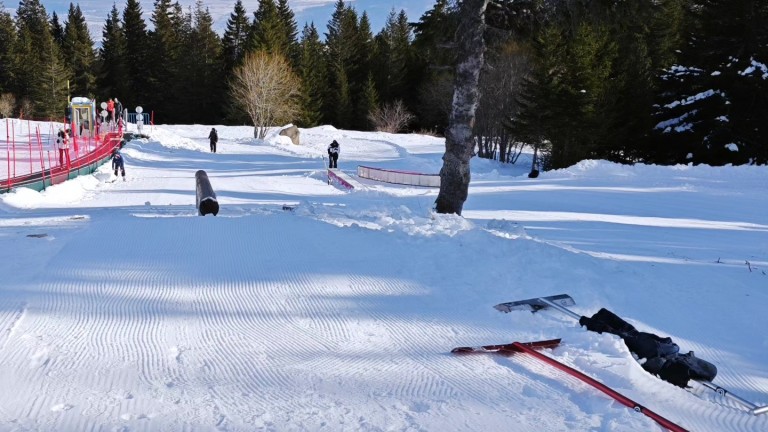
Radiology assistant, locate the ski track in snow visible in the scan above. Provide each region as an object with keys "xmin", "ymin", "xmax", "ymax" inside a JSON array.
[{"xmin": 0, "ymin": 303, "xmax": 26, "ymax": 353}]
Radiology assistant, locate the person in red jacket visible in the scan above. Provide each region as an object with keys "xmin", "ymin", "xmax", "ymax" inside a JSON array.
[{"xmin": 107, "ymin": 98, "xmax": 115, "ymax": 123}]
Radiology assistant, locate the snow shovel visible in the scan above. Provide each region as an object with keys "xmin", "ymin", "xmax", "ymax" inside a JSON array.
[
  {"xmin": 494, "ymin": 293, "xmax": 580, "ymax": 318},
  {"xmin": 494, "ymin": 294, "xmax": 768, "ymax": 416},
  {"xmin": 452, "ymin": 337, "xmax": 688, "ymax": 431}
]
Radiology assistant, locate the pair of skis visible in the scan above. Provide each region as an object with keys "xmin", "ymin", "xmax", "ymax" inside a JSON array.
[
  {"xmin": 463, "ymin": 294, "xmax": 767, "ymax": 417},
  {"xmin": 453, "ymin": 338, "xmax": 688, "ymax": 432}
]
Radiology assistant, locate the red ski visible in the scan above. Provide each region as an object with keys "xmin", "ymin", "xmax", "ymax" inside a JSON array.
[{"xmin": 451, "ymin": 338, "xmax": 561, "ymax": 354}]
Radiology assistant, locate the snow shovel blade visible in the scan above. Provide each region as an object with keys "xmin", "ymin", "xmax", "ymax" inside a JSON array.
[{"xmin": 494, "ymin": 294, "xmax": 575, "ymax": 313}]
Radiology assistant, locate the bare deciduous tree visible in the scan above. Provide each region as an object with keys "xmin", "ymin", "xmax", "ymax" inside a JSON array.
[
  {"xmin": 474, "ymin": 41, "xmax": 531, "ymax": 163},
  {"xmin": 19, "ymin": 98, "xmax": 32, "ymax": 120},
  {"xmin": 368, "ymin": 100, "xmax": 415, "ymax": 133},
  {"xmin": 230, "ymin": 51, "xmax": 302, "ymax": 140},
  {"xmin": 0, "ymin": 93, "xmax": 15, "ymax": 118}
]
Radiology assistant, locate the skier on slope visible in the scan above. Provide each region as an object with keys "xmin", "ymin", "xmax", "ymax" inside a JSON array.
[
  {"xmin": 327, "ymin": 139, "xmax": 340, "ymax": 169},
  {"xmin": 111, "ymin": 148, "xmax": 126, "ymax": 180}
]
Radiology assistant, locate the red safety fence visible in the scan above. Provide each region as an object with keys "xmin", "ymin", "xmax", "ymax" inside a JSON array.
[{"xmin": 1, "ymin": 117, "xmax": 124, "ymax": 193}]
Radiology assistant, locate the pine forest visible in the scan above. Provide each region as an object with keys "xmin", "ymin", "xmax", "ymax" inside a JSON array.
[{"xmin": 0, "ymin": 0, "xmax": 766, "ymax": 168}]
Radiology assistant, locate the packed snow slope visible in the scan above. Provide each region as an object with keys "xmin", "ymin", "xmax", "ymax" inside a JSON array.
[{"xmin": 0, "ymin": 124, "xmax": 766, "ymax": 432}]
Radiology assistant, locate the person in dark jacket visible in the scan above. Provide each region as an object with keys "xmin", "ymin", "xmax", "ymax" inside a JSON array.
[
  {"xmin": 114, "ymin": 98, "xmax": 123, "ymax": 119},
  {"xmin": 111, "ymin": 149, "xmax": 126, "ymax": 180},
  {"xmin": 208, "ymin": 127, "xmax": 218, "ymax": 153},
  {"xmin": 327, "ymin": 139, "xmax": 340, "ymax": 168}
]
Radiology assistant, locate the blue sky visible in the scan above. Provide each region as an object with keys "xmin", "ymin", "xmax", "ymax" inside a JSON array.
[{"xmin": 17, "ymin": 1, "xmax": 436, "ymax": 42}]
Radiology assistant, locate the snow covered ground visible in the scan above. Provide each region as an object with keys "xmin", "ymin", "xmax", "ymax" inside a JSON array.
[{"xmin": 0, "ymin": 123, "xmax": 766, "ymax": 431}]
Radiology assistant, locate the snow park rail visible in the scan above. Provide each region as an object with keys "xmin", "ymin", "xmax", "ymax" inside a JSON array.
[
  {"xmin": 327, "ymin": 168, "xmax": 365, "ymax": 190},
  {"xmin": 357, "ymin": 165, "xmax": 440, "ymax": 187},
  {"xmin": 1, "ymin": 119, "xmax": 123, "ymax": 193}
]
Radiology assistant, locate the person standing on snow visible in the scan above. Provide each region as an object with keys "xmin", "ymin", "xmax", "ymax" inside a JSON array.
[
  {"xmin": 327, "ymin": 139, "xmax": 340, "ymax": 168},
  {"xmin": 107, "ymin": 98, "xmax": 115, "ymax": 124},
  {"xmin": 114, "ymin": 98, "xmax": 123, "ymax": 125},
  {"xmin": 57, "ymin": 126, "xmax": 71, "ymax": 167},
  {"xmin": 111, "ymin": 148, "xmax": 126, "ymax": 180},
  {"xmin": 208, "ymin": 127, "xmax": 218, "ymax": 153}
]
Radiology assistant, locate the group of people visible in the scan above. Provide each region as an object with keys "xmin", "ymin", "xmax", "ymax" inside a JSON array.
[
  {"xmin": 94, "ymin": 97, "xmax": 125, "ymax": 133},
  {"xmin": 56, "ymin": 124, "xmax": 126, "ymax": 180},
  {"xmin": 105, "ymin": 98, "xmax": 123, "ymax": 124},
  {"xmin": 56, "ymin": 124, "xmax": 339, "ymax": 180},
  {"xmin": 206, "ymin": 128, "xmax": 341, "ymax": 169},
  {"xmin": 106, "ymin": 97, "xmax": 126, "ymax": 179}
]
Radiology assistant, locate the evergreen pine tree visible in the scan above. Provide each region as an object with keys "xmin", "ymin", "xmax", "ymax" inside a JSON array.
[
  {"xmin": 297, "ymin": 23, "xmax": 326, "ymax": 127},
  {"xmin": 652, "ymin": 0, "xmax": 768, "ymax": 165},
  {"xmin": 411, "ymin": 0, "xmax": 457, "ymax": 69},
  {"xmin": 509, "ymin": 25, "xmax": 570, "ymax": 169},
  {"xmin": 122, "ymin": 0, "xmax": 149, "ymax": 109},
  {"xmin": 98, "ymin": 5, "xmax": 129, "ymax": 105},
  {"xmin": 50, "ymin": 11, "xmax": 64, "ymax": 48},
  {"xmin": 146, "ymin": 0, "xmax": 186, "ymax": 122},
  {"xmin": 63, "ymin": 4, "xmax": 97, "ymax": 98},
  {"xmin": 647, "ymin": 0, "xmax": 689, "ymax": 71},
  {"xmin": 0, "ymin": 5, "xmax": 16, "ymax": 93},
  {"xmin": 221, "ymin": 0, "xmax": 250, "ymax": 74},
  {"xmin": 275, "ymin": 0, "xmax": 300, "ymax": 66},
  {"xmin": 411, "ymin": 0, "xmax": 459, "ymax": 130},
  {"xmin": 37, "ymin": 45, "xmax": 70, "ymax": 118},
  {"xmin": 606, "ymin": 30, "xmax": 655, "ymax": 162},
  {"xmin": 181, "ymin": 1, "xmax": 224, "ymax": 123},
  {"xmin": 249, "ymin": 0, "xmax": 283, "ymax": 54},
  {"xmin": 562, "ymin": 21, "xmax": 618, "ymax": 166},
  {"xmin": 352, "ymin": 12, "xmax": 375, "ymax": 129},
  {"xmin": 173, "ymin": 5, "xmax": 195, "ymax": 122},
  {"xmin": 373, "ymin": 9, "xmax": 412, "ymax": 104},
  {"xmin": 13, "ymin": 0, "xmax": 69, "ymax": 118},
  {"xmin": 358, "ymin": 73, "xmax": 378, "ymax": 130},
  {"xmin": 332, "ymin": 65, "xmax": 353, "ymax": 128},
  {"xmin": 324, "ymin": 0, "xmax": 358, "ymax": 128}
]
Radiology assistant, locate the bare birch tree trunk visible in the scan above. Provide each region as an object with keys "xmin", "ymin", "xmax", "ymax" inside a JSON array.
[{"xmin": 435, "ymin": 0, "xmax": 489, "ymax": 215}]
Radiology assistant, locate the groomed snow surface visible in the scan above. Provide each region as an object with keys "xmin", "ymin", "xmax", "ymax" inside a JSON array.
[{"xmin": 0, "ymin": 123, "xmax": 766, "ymax": 431}]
